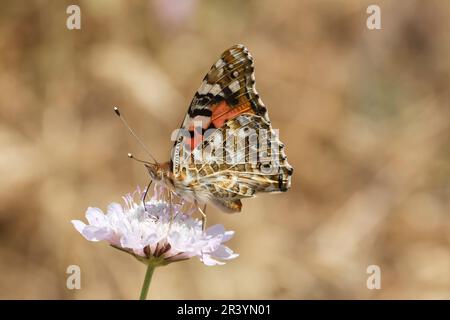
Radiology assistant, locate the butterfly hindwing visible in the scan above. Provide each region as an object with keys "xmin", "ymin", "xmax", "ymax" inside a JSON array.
[{"xmin": 193, "ymin": 114, "xmax": 292, "ymax": 197}]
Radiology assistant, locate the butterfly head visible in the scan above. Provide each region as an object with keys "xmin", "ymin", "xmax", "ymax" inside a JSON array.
[
  {"xmin": 126, "ymin": 153, "xmax": 167, "ymax": 182},
  {"xmin": 145, "ymin": 163, "xmax": 162, "ymax": 181},
  {"xmin": 144, "ymin": 162, "xmax": 171, "ymax": 183}
]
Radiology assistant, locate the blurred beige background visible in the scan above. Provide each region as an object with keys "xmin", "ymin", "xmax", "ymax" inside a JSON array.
[{"xmin": 0, "ymin": 0, "xmax": 449, "ymax": 299}]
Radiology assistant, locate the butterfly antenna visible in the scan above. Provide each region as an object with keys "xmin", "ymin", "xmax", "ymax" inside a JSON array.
[
  {"xmin": 114, "ymin": 107, "xmax": 158, "ymax": 164},
  {"xmin": 127, "ymin": 153, "xmax": 153, "ymax": 165}
]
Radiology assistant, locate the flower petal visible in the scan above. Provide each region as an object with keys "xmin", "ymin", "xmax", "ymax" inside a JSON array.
[
  {"xmin": 71, "ymin": 220, "xmax": 86, "ymax": 234},
  {"xmin": 222, "ymin": 230, "xmax": 235, "ymax": 243},
  {"xmin": 82, "ymin": 225, "xmax": 110, "ymax": 241},
  {"xmin": 205, "ymin": 224, "xmax": 226, "ymax": 237},
  {"xmin": 120, "ymin": 233, "xmax": 142, "ymax": 249},
  {"xmin": 85, "ymin": 207, "xmax": 107, "ymax": 226},
  {"xmin": 201, "ymin": 253, "xmax": 226, "ymax": 266},
  {"xmin": 209, "ymin": 245, "xmax": 239, "ymax": 260},
  {"xmin": 107, "ymin": 202, "xmax": 123, "ymax": 216}
]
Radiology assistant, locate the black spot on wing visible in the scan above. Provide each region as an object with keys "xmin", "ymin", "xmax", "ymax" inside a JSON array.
[{"xmin": 189, "ymin": 108, "xmax": 212, "ymax": 117}]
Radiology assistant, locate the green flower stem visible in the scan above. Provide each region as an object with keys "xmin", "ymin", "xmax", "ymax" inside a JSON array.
[
  {"xmin": 110, "ymin": 245, "xmax": 166, "ymax": 300},
  {"xmin": 139, "ymin": 263, "xmax": 156, "ymax": 300}
]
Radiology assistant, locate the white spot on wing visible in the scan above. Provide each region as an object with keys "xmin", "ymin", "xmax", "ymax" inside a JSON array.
[
  {"xmin": 198, "ymin": 81, "xmax": 212, "ymax": 95},
  {"xmin": 210, "ymin": 84, "xmax": 222, "ymax": 96},
  {"xmin": 215, "ymin": 59, "xmax": 225, "ymax": 68},
  {"xmin": 228, "ymin": 80, "xmax": 240, "ymax": 93}
]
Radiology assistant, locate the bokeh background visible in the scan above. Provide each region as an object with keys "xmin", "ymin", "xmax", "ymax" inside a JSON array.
[{"xmin": 0, "ymin": 0, "xmax": 449, "ymax": 299}]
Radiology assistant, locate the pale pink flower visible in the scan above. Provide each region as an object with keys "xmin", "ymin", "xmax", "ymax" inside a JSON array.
[{"xmin": 72, "ymin": 186, "xmax": 238, "ymax": 266}]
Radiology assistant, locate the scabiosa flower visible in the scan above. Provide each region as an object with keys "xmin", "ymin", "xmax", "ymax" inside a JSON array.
[{"xmin": 71, "ymin": 185, "xmax": 238, "ymax": 299}]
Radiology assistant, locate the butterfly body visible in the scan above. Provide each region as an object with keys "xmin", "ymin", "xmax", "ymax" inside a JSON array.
[{"xmin": 148, "ymin": 44, "xmax": 293, "ymax": 213}]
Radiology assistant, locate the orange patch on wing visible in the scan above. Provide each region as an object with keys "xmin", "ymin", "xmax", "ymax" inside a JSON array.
[
  {"xmin": 186, "ymin": 101, "xmax": 254, "ymax": 150},
  {"xmin": 189, "ymin": 131, "xmax": 203, "ymax": 150},
  {"xmin": 211, "ymin": 100, "xmax": 253, "ymax": 128}
]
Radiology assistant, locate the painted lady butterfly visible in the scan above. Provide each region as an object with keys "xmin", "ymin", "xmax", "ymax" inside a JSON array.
[{"xmin": 118, "ymin": 44, "xmax": 293, "ymax": 221}]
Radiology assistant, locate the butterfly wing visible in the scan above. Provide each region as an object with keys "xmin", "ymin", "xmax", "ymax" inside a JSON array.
[{"xmin": 171, "ymin": 44, "xmax": 293, "ymax": 212}]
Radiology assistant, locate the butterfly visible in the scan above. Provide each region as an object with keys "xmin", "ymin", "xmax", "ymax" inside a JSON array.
[{"xmin": 117, "ymin": 44, "xmax": 293, "ymax": 221}]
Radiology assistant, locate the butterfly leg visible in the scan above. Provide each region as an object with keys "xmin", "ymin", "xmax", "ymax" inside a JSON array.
[
  {"xmin": 196, "ymin": 202, "xmax": 207, "ymax": 231},
  {"xmin": 142, "ymin": 180, "xmax": 153, "ymax": 212},
  {"xmin": 168, "ymin": 191, "xmax": 174, "ymax": 231}
]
